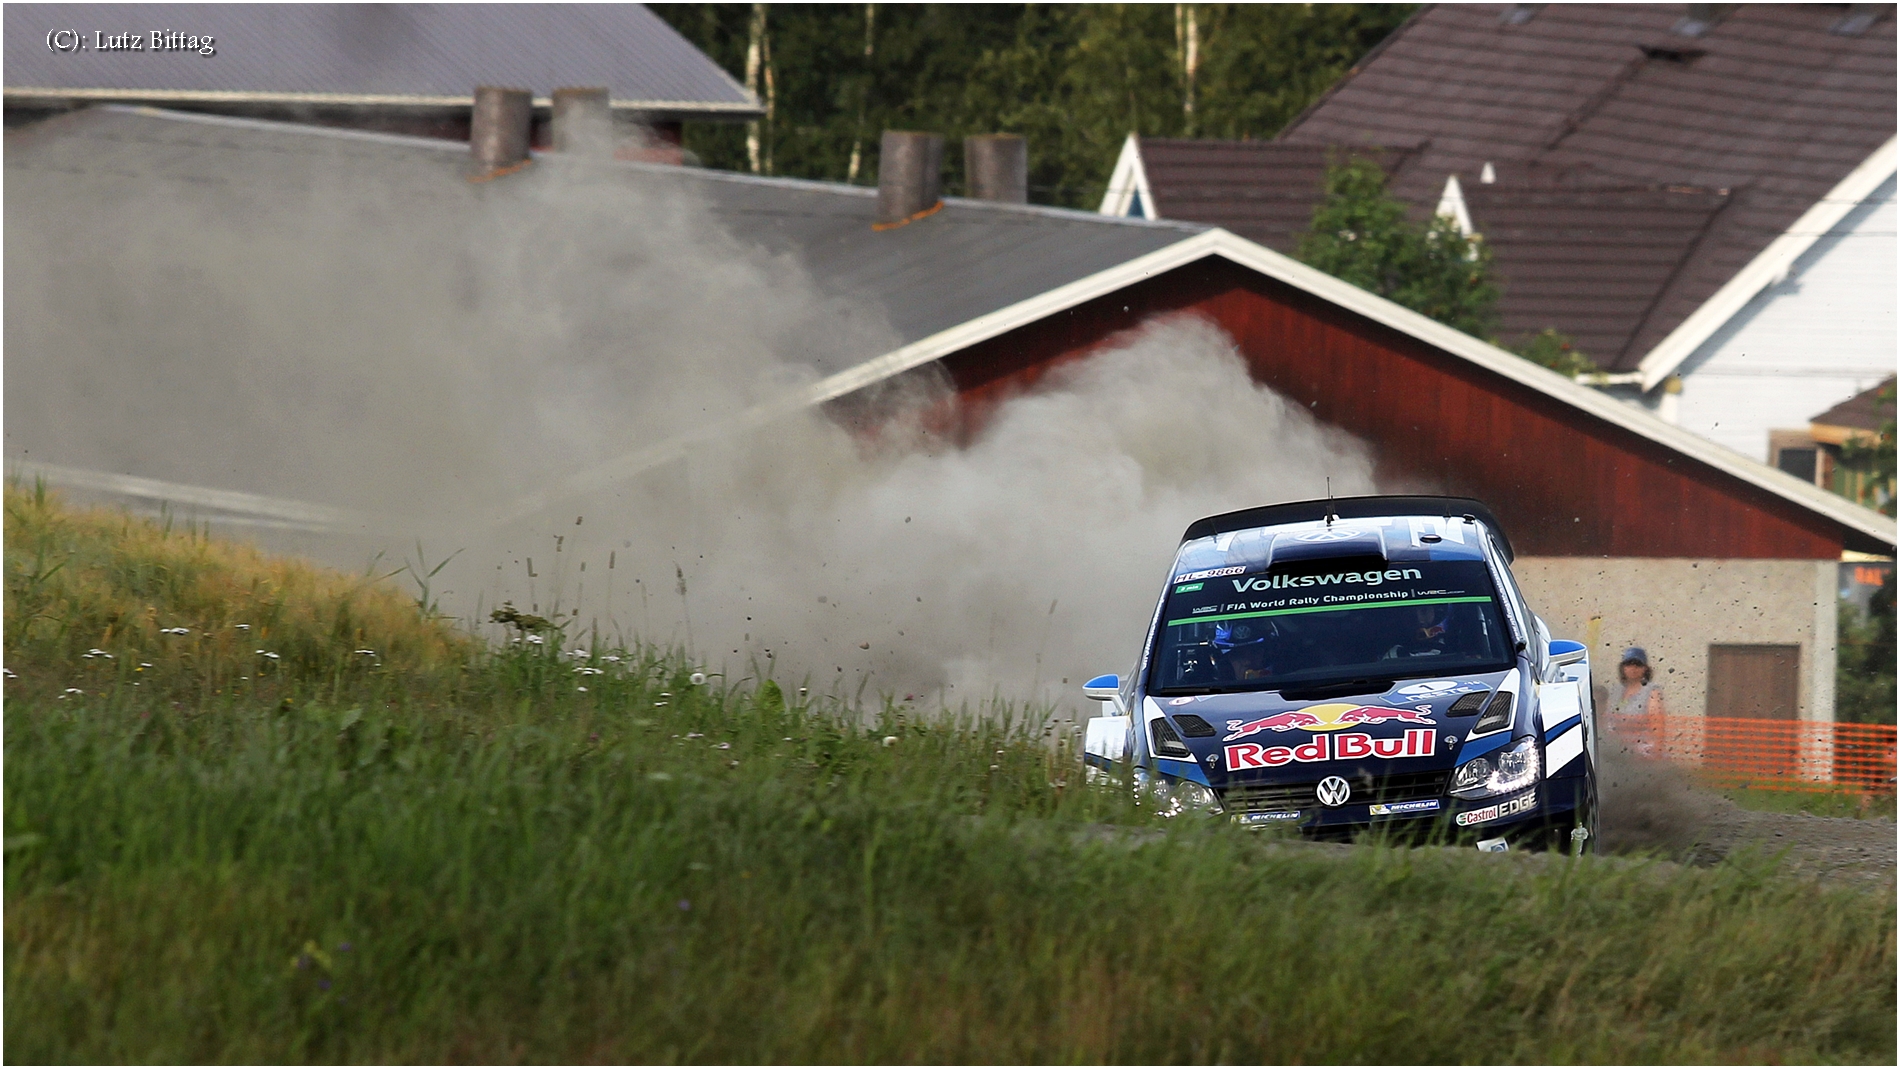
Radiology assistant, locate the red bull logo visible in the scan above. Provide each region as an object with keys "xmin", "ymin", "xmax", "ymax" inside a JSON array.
[
  {"xmin": 1225, "ymin": 728, "xmax": 1436, "ymax": 770},
  {"xmin": 1223, "ymin": 702, "xmax": 1436, "ymax": 742}
]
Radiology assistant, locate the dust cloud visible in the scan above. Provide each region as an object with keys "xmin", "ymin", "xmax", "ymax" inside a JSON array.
[
  {"xmin": 540, "ymin": 317, "xmax": 1378, "ymax": 705},
  {"xmin": 5, "ymin": 114, "xmax": 1378, "ymax": 706},
  {"xmin": 1595, "ymin": 727, "xmax": 1719, "ymax": 854}
]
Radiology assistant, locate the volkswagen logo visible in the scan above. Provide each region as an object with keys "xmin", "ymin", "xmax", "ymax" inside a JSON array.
[
  {"xmin": 1296, "ymin": 528, "xmax": 1362, "ymax": 542},
  {"xmin": 1316, "ymin": 775, "xmax": 1352, "ymax": 807}
]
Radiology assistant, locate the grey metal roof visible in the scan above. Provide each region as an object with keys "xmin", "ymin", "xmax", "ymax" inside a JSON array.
[
  {"xmin": 2, "ymin": 106, "xmax": 1199, "ymax": 377},
  {"xmin": 4, "ymin": 105, "xmax": 1207, "ymax": 518},
  {"xmin": 4, "ymin": 3, "xmax": 756, "ymax": 114},
  {"xmin": 681, "ymin": 177, "xmax": 1207, "ymax": 367}
]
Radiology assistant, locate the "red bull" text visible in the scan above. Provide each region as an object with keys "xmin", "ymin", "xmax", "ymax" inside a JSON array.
[
  {"xmin": 1224, "ymin": 728, "xmax": 1436, "ymax": 770},
  {"xmin": 1223, "ymin": 704, "xmax": 1436, "ymax": 742}
]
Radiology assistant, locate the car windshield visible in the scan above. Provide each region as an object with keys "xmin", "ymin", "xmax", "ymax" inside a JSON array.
[{"xmin": 1148, "ymin": 555, "xmax": 1514, "ymax": 695}]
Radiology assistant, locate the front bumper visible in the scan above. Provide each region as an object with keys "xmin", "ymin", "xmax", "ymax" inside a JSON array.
[{"xmin": 1220, "ymin": 777, "xmax": 1589, "ymax": 846}]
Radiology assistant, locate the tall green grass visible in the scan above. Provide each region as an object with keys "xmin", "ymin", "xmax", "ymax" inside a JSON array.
[{"xmin": 6, "ymin": 489, "xmax": 1895, "ymax": 1063}]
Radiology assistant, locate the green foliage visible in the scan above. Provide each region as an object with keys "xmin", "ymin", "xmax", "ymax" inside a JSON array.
[
  {"xmin": 651, "ymin": 4, "xmax": 1418, "ymax": 208},
  {"xmin": 1837, "ymin": 573, "xmax": 1896, "ymax": 725},
  {"xmin": 1513, "ymin": 328, "xmax": 1598, "ymax": 378},
  {"xmin": 1295, "ymin": 157, "xmax": 1500, "ymax": 338},
  {"xmin": 1835, "ymin": 381, "xmax": 1896, "ymax": 517}
]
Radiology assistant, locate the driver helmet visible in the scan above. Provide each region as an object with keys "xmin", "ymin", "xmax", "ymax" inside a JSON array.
[{"xmin": 1213, "ymin": 622, "xmax": 1267, "ymax": 651}]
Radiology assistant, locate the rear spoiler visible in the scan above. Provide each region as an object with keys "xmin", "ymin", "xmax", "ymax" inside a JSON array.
[{"xmin": 1181, "ymin": 495, "xmax": 1514, "ymax": 562}]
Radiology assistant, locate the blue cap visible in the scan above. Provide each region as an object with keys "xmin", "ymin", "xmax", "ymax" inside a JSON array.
[
  {"xmin": 1620, "ymin": 646, "xmax": 1648, "ymax": 666},
  {"xmin": 1214, "ymin": 623, "xmax": 1266, "ymax": 651}
]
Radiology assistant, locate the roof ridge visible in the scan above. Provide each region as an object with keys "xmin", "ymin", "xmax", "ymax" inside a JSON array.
[
  {"xmin": 93, "ymin": 103, "xmax": 468, "ymax": 153},
  {"xmin": 83, "ymin": 105, "xmax": 1206, "ymax": 232}
]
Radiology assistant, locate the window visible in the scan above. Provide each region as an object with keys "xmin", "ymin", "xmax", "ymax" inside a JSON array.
[
  {"xmin": 1775, "ymin": 446, "xmax": 1818, "ymax": 483},
  {"xmin": 1148, "ymin": 556, "xmax": 1514, "ymax": 695}
]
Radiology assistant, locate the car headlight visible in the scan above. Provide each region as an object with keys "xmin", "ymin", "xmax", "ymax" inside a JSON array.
[
  {"xmin": 1150, "ymin": 777, "xmax": 1222, "ymax": 818},
  {"xmin": 1449, "ymin": 736, "xmax": 1540, "ymax": 799}
]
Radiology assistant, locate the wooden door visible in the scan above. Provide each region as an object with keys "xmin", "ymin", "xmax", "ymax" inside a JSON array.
[
  {"xmin": 1707, "ymin": 645, "xmax": 1800, "ymax": 720},
  {"xmin": 1706, "ymin": 644, "xmax": 1800, "ymax": 777}
]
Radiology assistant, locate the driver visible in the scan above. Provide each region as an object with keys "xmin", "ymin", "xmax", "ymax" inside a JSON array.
[
  {"xmin": 1385, "ymin": 603, "xmax": 1452, "ymax": 658},
  {"xmin": 1214, "ymin": 622, "xmax": 1274, "ymax": 681}
]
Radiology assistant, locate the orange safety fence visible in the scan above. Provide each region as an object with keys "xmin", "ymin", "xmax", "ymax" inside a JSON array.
[{"xmin": 1607, "ymin": 714, "xmax": 1897, "ymax": 795}]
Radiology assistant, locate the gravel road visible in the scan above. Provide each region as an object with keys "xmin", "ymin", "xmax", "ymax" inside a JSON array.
[{"xmin": 1599, "ymin": 739, "xmax": 1895, "ymax": 889}]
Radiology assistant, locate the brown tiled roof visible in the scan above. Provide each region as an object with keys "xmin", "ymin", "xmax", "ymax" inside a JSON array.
[
  {"xmin": 1275, "ymin": 2, "xmax": 1896, "ymax": 370},
  {"xmin": 1464, "ymin": 181, "xmax": 1731, "ymax": 360},
  {"xmin": 1138, "ymin": 140, "xmax": 1420, "ymax": 254},
  {"xmin": 1812, "ymin": 376, "xmax": 1898, "ymax": 432}
]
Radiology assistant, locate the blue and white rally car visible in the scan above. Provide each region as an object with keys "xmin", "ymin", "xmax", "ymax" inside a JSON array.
[{"xmin": 1082, "ymin": 496, "xmax": 1597, "ymax": 853}]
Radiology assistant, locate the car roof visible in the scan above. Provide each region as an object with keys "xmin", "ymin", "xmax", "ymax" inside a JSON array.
[{"xmin": 1181, "ymin": 495, "xmax": 1513, "ymax": 562}]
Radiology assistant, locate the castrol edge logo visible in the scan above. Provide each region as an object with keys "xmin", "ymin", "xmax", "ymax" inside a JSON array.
[{"xmin": 1225, "ymin": 728, "xmax": 1436, "ymax": 770}]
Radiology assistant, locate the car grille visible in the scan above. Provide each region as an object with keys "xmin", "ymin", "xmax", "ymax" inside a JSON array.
[{"xmin": 1220, "ymin": 769, "xmax": 1448, "ymax": 811}]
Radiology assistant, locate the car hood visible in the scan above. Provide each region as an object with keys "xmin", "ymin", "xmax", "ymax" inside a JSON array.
[{"xmin": 1153, "ymin": 670, "xmax": 1518, "ymax": 784}]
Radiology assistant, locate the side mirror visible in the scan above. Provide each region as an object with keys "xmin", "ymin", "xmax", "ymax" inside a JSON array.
[
  {"xmin": 1549, "ymin": 639, "xmax": 1587, "ymax": 668},
  {"xmin": 1082, "ymin": 673, "xmax": 1120, "ymax": 701}
]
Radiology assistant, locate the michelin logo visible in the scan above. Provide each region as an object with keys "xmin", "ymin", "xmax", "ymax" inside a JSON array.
[
  {"xmin": 1234, "ymin": 810, "xmax": 1300, "ymax": 824},
  {"xmin": 1369, "ymin": 799, "xmax": 1441, "ymax": 816}
]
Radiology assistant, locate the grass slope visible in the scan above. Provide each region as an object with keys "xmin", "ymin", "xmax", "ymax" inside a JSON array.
[{"xmin": 6, "ymin": 488, "xmax": 1895, "ymax": 1063}]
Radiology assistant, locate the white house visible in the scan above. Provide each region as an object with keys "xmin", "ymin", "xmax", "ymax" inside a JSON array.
[{"xmin": 1638, "ymin": 141, "xmax": 1897, "ymax": 468}]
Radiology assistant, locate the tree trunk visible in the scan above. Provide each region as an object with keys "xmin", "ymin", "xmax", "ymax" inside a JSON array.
[
  {"xmin": 1175, "ymin": 3, "xmax": 1199, "ymax": 135},
  {"xmin": 847, "ymin": 4, "xmax": 876, "ymax": 184},
  {"xmin": 745, "ymin": 3, "xmax": 766, "ymax": 174}
]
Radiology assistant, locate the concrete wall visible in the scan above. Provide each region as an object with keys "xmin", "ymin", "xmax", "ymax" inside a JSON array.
[{"xmin": 1514, "ymin": 557, "xmax": 1836, "ymax": 722}]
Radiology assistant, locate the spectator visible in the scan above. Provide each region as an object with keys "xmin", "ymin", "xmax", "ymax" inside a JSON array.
[{"xmin": 1614, "ymin": 646, "xmax": 1666, "ymax": 718}]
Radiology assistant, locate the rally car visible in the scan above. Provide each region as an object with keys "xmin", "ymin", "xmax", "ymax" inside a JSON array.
[{"xmin": 1082, "ymin": 495, "xmax": 1597, "ymax": 853}]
